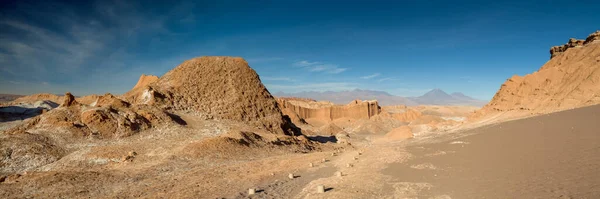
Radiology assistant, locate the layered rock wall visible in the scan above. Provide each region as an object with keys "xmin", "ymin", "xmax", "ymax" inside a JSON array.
[{"xmin": 277, "ymin": 98, "xmax": 381, "ymax": 121}]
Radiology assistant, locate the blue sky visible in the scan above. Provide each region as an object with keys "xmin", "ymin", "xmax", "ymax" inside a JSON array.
[{"xmin": 1, "ymin": 0, "xmax": 599, "ymax": 100}]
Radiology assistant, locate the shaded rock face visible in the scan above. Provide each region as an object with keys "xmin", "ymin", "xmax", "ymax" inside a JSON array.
[
  {"xmin": 126, "ymin": 56, "xmax": 299, "ymax": 135},
  {"xmin": 277, "ymin": 98, "xmax": 381, "ymax": 122},
  {"xmin": 584, "ymin": 30, "xmax": 600, "ymax": 44},
  {"xmin": 477, "ymin": 30, "xmax": 600, "ymax": 117}
]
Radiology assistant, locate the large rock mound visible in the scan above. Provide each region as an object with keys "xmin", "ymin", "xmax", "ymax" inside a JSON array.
[
  {"xmin": 125, "ymin": 56, "xmax": 298, "ymax": 135},
  {"xmin": 476, "ymin": 30, "xmax": 600, "ymax": 118}
]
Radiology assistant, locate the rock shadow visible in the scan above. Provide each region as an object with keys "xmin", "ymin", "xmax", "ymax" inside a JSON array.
[{"xmin": 307, "ymin": 135, "xmax": 338, "ymax": 143}]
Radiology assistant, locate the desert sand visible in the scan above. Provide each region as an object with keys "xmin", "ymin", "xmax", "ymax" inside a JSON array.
[{"xmin": 2, "ymin": 30, "xmax": 600, "ymax": 198}]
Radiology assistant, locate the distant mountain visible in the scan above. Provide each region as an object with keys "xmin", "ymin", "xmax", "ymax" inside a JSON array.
[
  {"xmin": 274, "ymin": 89, "xmax": 487, "ymax": 106},
  {"xmin": 408, "ymin": 89, "xmax": 487, "ymax": 106},
  {"xmin": 274, "ymin": 89, "xmax": 417, "ymax": 106},
  {"xmin": 450, "ymin": 92, "xmax": 476, "ymax": 101}
]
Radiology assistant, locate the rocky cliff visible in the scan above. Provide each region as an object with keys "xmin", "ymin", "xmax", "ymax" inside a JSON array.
[
  {"xmin": 277, "ymin": 98, "xmax": 381, "ymax": 122},
  {"xmin": 476, "ymin": 30, "xmax": 600, "ymax": 118}
]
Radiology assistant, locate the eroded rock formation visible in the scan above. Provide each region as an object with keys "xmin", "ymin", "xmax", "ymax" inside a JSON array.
[
  {"xmin": 277, "ymin": 98, "xmax": 381, "ymax": 122},
  {"xmin": 550, "ymin": 30, "xmax": 599, "ymax": 58}
]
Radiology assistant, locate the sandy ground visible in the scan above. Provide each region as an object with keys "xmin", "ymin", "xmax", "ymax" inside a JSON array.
[
  {"xmin": 2, "ymin": 105, "xmax": 600, "ymax": 198},
  {"xmin": 383, "ymin": 104, "xmax": 600, "ymax": 198}
]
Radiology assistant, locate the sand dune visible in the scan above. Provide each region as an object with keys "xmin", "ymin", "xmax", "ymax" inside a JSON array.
[{"xmin": 384, "ymin": 104, "xmax": 600, "ymax": 198}]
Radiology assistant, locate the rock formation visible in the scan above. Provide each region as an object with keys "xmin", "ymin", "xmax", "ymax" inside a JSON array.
[
  {"xmin": 549, "ymin": 30, "xmax": 599, "ymax": 58},
  {"xmin": 60, "ymin": 92, "xmax": 78, "ymax": 107},
  {"xmin": 4, "ymin": 92, "xmax": 178, "ymax": 139},
  {"xmin": 584, "ymin": 30, "xmax": 600, "ymax": 44},
  {"xmin": 124, "ymin": 56, "xmax": 299, "ymax": 135},
  {"xmin": 277, "ymin": 98, "xmax": 381, "ymax": 122},
  {"xmin": 477, "ymin": 30, "xmax": 600, "ymax": 118}
]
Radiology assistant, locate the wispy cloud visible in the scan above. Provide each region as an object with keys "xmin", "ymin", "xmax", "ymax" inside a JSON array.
[
  {"xmin": 266, "ymin": 82, "xmax": 357, "ymax": 92},
  {"xmin": 377, "ymin": 77, "xmax": 398, "ymax": 82},
  {"xmin": 293, "ymin": 60, "xmax": 348, "ymax": 74},
  {"xmin": 294, "ymin": 60, "xmax": 321, "ymax": 67},
  {"xmin": 361, "ymin": 73, "xmax": 381, "ymax": 79},
  {"xmin": 261, "ymin": 77, "xmax": 295, "ymax": 82}
]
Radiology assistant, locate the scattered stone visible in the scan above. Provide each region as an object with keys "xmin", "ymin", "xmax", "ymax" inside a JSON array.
[
  {"xmin": 354, "ymin": 157, "xmax": 359, "ymax": 160},
  {"xmin": 335, "ymin": 171, "xmax": 343, "ymax": 177},
  {"xmin": 288, "ymin": 173, "xmax": 294, "ymax": 179},
  {"xmin": 322, "ymin": 158, "xmax": 327, "ymax": 163},
  {"xmin": 128, "ymin": 151, "xmax": 137, "ymax": 157},
  {"xmin": 346, "ymin": 163, "xmax": 353, "ymax": 168},
  {"xmin": 309, "ymin": 163, "xmax": 314, "ymax": 167},
  {"xmin": 317, "ymin": 185, "xmax": 325, "ymax": 193},
  {"xmin": 248, "ymin": 188, "xmax": 256, "ymax": 195}
]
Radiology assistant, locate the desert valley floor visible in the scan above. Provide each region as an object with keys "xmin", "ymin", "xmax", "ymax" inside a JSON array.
[{"xmin": 2, "ymin": 103, "xmax": 599, "ymax": 198}]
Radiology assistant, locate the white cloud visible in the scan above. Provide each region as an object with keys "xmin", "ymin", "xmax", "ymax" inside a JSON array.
[{"xmin": 360, "ymin": 73, "xmax": 381, "ymax": 79}]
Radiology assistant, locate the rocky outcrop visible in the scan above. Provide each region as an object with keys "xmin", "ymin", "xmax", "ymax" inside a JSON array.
[
  {"xmin": 131, "ymin": 74, "xmax": 159, "ymax": 90},
  {"xmin": 277, "ymin": 98, "xmax": 381, "ymax": 122},
  {"xmin": 60, "ymin": 92, "xmax": 78, "ymax": 107},
  {"xmin": 550, "ymin": 38, "xmax": 585, "ymax": 58},
  {"xmin": 550, "ymin": 31, "xmax": 599, "ymax": 58},
  {"xmin": 584, "ymin": 30, "xmax": 600, "ymax": 44},
  {"xmin": 476, "ymin": 30, "xmax": 600, "ymax": 118},
  {"xmin": 124, "ymin": 56, "xmax": 299, "ymax": 135}
]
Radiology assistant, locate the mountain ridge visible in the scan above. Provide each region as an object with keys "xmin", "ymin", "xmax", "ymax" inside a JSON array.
[{"xmin": 275, "ymin": 88, "xmax": 486, "ymax": 106}]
